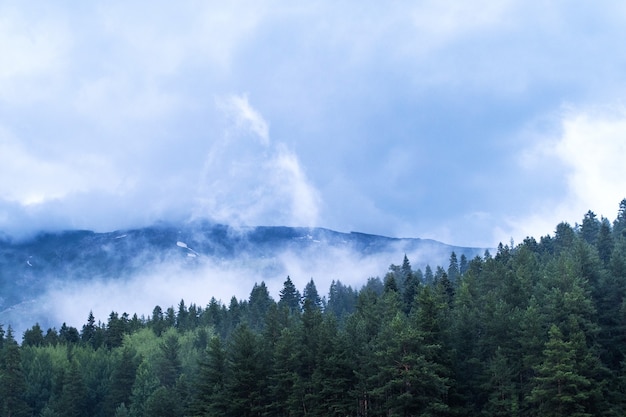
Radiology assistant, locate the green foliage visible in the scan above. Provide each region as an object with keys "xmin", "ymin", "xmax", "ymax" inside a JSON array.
[{"xmin": 9, "ymin": 201, "xmax": 626, "ymax": 417}]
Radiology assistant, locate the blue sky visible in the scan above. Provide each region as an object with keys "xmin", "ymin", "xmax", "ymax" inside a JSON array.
[{"xmin": 1, "ymin": 1, "xmax": 626, "ymax": 247}]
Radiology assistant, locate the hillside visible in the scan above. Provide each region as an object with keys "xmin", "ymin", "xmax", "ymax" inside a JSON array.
[{"xmin": 0, "ymin": 222, "xmax": 484, "ymax": 334}]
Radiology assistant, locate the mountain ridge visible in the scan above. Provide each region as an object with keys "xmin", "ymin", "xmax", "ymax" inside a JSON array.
[{"xmin": 0, "ymin": 222, "xmax": 486, "ymax": 334}]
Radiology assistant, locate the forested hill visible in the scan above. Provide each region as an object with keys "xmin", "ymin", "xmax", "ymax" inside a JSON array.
[
  {"xmin": 2, "ymin": 200, "xmax": 626, "ymax": 416},
  {"xmin": 0, "ymin": 222, "xmax": 484, "ymax": 333}
]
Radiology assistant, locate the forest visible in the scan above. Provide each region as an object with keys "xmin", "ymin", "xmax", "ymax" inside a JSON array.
[{"xmin": 2, "ymin": 199, "xmax": 626, "ymax": 417}]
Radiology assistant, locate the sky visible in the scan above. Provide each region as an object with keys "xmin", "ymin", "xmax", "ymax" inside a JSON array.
[{"xmin": 1, "ymin": 1, "xmax": 626, "ymax": 248}]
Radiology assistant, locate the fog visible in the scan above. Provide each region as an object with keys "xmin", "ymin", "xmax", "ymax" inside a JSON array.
[{"xmin": 3, "ymin": 239, "xmax": 469, "ymax": 338}]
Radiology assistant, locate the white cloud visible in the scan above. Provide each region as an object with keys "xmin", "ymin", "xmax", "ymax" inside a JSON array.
[
  {"xmin": 217, "ymin": 94, "xmax": 270, "ymax": 145},
  {"xmin": 194, "ymin": 94, "xmax": 319, "ymax": 227},
  {"xmin": 505, "ymin": 104, "xmax": 626, "ymax": 242},
  {"xmin": 0, "ymin": 6, "xmax": 69, "ymax": 103},
  {"xmin": 0, "ymin": 127, "xmax": 121, "ymax": 206},
  {"xmin": 272, "ymin": 146, "xmax": 320, "ymax": 226}
]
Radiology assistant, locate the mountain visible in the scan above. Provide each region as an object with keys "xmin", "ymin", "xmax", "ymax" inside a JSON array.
[{"xmin": 0, "ymin": 221, "xmax": 485, "ymax": 335}]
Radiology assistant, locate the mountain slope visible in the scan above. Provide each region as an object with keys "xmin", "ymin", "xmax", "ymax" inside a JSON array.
[{"xmin": 0, "ymin": 222, "xmax": 485, "ymax": 334}]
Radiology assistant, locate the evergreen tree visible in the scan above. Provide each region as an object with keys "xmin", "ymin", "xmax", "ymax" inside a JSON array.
[
  {"xmin": 294, "ymin": 299, "xmax": 326, "ymax": 415},
  {"xmin": 157, "ymin": 334, "xmax": 182, "ymax": 388},
  {"xmin": 247, "ymin": 282, "xmax": 274, "ymax": 331},
  {"xmin": 459, "ymin": 254, "xmax": 469, "ymax": 275},
  {"xmin": 269, "ymin": 325, "xmax": 302, "ymax": 416},
  {"xmin": 106, "ymin": 312, "xmax": 125, "ymax": 349},
  {"xmin": 226, "ymin": 323, "xmax": 270, "ymax": 417},
  {"xmin": 22, "ymin": 346, "xmax": 55, "ymax": 415},
  {"xmin": 129, "ymin": 361, "xmax": 159, "ymax": 417},
  {"xmin": 114, "ymin": 403, "xmax": 130, "ymax": 417},
  {"xmin": 192, "ymin": 336, "xmax": 228, "ymax": 416},
  {"xmin": 613, "ymin": 198, "xmax": 626, "ymax": 239},
  {"xmin": 175, "ymin": 299, "xmax": 189, "ymax": 331},
  {"xmin": 22, "ymin": 323, "xmax": 45, "ymax": 347},
  {"xmin": 597, "ymin": 217, "xmax": 614, "ymax": 265},
  {"xmin": 581, "ymin": 210, "xmax": 600, "ymax": 245},
  {"xmin": 151, "ymin": 305, "xmax": 166, "ymax": 336},
  {"xmin": 530, "ymin": 325, "xmax": 592, "ymax": 417},
  {"xmin": 448, "ymin": 251, "xmax": 460, "ymax": 282},
  {"xmin": 144, "ymin": 386, "xmax": 182, "ymax": 417},
  {"xmin": 302, "ymin": 278, "xmax": 322, "ymax": 309},
  {"xmin": 311, "ymin": 315, "xmax": 357, "ymax": 416},
  {"xmin": 59, "ymin": 323, "xmax": 80, "ymax": 345},
  {"xmin": 326, "ymin": 280, "xmax": 357, "ymax": 320},
  {"xmin": 0, "ymin": 327, "xmax": 32, "ymax": 417},
  {"xmin": 81, "ymin": 311, "xmax": 97, "ymax": 347},
  {"xmin": 278, "ymin": 276, "xmax": 302, "ymax": 313},
  {"xmin": 402, "ymin": 255, "xmax": 419, "ymax": 314},
  {"xmin": 104, "ymin": 347, "xmax": 138, "ymax": 416},
  {"xmin": 481, "ymin": 347, "xmax": 519, "ymax": 417},
  {"xmin": 55, "ymin": 360, "xmax": 87, "ymax": 417},
  {"xmin": 383, "ymin": 272, "xmax": 399, "ymax": 293},
  {"xmin": 424, "ymin": 264, "xmax": 434, "ymax": 283}
]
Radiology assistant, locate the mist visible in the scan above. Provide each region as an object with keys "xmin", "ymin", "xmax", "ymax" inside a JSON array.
[{"xmin": 2, "ymin": 234, "xmax": 472, "ymax": 338}]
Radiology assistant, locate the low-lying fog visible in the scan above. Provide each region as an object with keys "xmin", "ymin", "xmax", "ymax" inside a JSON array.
[{"xmin": 3, "ymin": 242, "xmax": 466, "ymax": 338}]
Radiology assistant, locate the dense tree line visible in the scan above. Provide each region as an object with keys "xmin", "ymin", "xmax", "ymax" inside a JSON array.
[{"xmin": 2, "ymin": 199, "xmax": 626, "ymax": 416}]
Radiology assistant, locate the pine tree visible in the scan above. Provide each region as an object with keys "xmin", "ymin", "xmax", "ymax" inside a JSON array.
[
  {"xmin": 311, "ymin": 316, "xmax": 357, "ymax": 416},
  {"xmin": 268, "ymin": 325, "xmax": 301, "ymax": 416},
  {"xmin": 192, "ymin": 336, "xmax": 229, "ymax": 416},
  {"xmin": 247, "ymin": 282, "xmax": 274, "ymax": 331},
  {"xmin": 482, "ymin": 347, "xmax": 518, "ymax": 417},
  {"xmin": 0, "ymin": 327, "xmax": 32, "ymax": 417},
  {"xmin": 151, "ymin": 305, "xmax": 166, "ymax": 336},
  {"xmin": 144, "ymin": 386, "xmax": 182, "ymax": 417},
  {"xmin": 129, "ymin": 361, "xmax": 160, "ymax": 417},
  {"xmin": 402, "ymin": 255, "xmax": 419, "ymax": 314},
  {"xmin": 106, "ymin": 312, "xmax": 125, "ymax": 349},
  {"xmin": 22, "ymin": 323, "xmax": 45, "ymax": 347},
  {"xmin": 81, "ymin": 311, "xmax": 97, "ymax": 347},
  {"xmin": 460, "ymin": 254, "xmax": 469, "ymax": 275},
  {"xmin": 326, "ymin": 280, "xmax": 357, "ymax": 320},
  {"xmin": 448, "ymin": 251, "xmax": 460, "ymax": 282},
  {"xmin": 56, "ymin": 360, "xmax": 87, "ymax": 417},
  {"xmin": 597, "ymin": 217, "xmax": 614, "ymax": 265},
  {"xmin": 613, "ymin": 198, "xmax": 626, "ymax": 239},
  {"xmin": 581, "ymin": 210, "xmax": 600, "ymax": 245},
  {"xmin": 157, "ymin": 334, "xmax": 182, "ymax": 388},
  {"xmin": 278, "ymin": 276, "xmax": 302, "ymax": 313},
  {"xmin": 104, "ymin": 347, "xmax": 138, "ymax": 415},
  {"xmin": 302, "ymin": 278, "xmax": 322, "ymax": 309},
  {"xmin": 226, "ymin": 323, "xmax": 270, "ymax": 417},
  {"xmin": 424, "ymin": 264, "xmax": 434, "ymax": 283},
  {"xmin": 175, "ymin": 299, "xmax": 189, "ymax": 331},
  {"xmin": 530, "ymin": 325, "xmax": 592, "ymax": 417}
]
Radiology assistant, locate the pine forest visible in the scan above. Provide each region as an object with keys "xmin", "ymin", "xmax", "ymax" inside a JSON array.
[{"xmin": 2, "ymin": 199, "xmax": 626, "ymax": 417}]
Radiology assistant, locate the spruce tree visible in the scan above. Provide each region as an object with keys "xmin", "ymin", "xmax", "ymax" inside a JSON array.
[
  {"xmin": 192, "ymin": 336, "xmax": 228, "ymax": 416},
  {"xmin": 530, "ymin": 325, "xmax": 592, "ymax": 417},
  {"xmin": 302, "ymin": 278, "xmax": 322, "ymax": 309},
  {"xmin": 278, "ymin": 276, "xmax": 301, "ymax": 313},
  {"xmin": 226, "ymin": 323, "xmax": 270, "ymax": 417},
  {"xmin": 104, "ymin": 347, "xmax": 138, "ymax": 416},
  {"xmin": 0, "ymin": 327, "xmax": 32, "ymax": 417}
]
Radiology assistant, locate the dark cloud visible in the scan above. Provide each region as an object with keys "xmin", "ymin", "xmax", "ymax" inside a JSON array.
[{"xmin": 1, "ymin": 1, "xmax": 626, "ymax": 247}]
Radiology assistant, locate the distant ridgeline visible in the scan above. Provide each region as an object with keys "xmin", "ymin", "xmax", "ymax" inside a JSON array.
[
  {"xmin": 0, "ymin": 221, "xmax": 483, "ymax": 325},
  {"xmin": 1, "ymin": 200, "xmax": 626, "ymax": 416}
]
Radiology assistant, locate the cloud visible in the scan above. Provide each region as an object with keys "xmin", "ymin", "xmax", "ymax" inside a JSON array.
[
  {"xmin": 504, "ymin": 104, "xmax": 626, "ymax": 242},
  {"xmin": 0, "ymin": 5, "xmax": 69, "ymax": 103},
  {"xmin": 194, "ymin": 94, "xmax": 320, "ymax": 227},
  {"xmin": 0, "ymin": 127, "xmax": 121, "ymax": 206},
  {"xmin": 216, "ymin": 94, "xmax": 270, "ymax": 145},
  {"xmin": 5, "ymin": 234, "xmax": 461, "ymax": 336}
]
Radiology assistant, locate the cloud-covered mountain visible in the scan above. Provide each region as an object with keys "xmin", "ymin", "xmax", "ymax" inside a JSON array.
[{"xmin": 0, "ymin": 222, "xmax": 485, "ymax": 336}]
